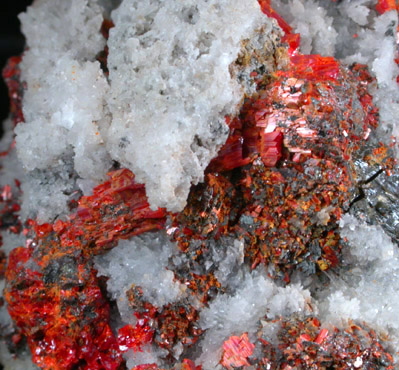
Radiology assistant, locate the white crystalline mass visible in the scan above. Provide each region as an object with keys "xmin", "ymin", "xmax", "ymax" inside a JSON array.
[
  {"xmin": 20, "ymin": 157, "xmax": 81, "ymax": 222},
  {"xmin": 19, "ymin": 0, "xmax": 104, "ymax": 58},
  {"xmin": 342, "ymin": 0, "xmax": 371, "ymax": 26},
  {"xmin": 94, "ymin": 232, "xmax": 184, "ymax": 323},
  {"xmin": 105, "ymin": 0, "xmax": 274, "ymax": 211},
  {"xmin": 213, "ymin": 238, "xmax": 245, "ymax": 286},
  {"xmin": 198, "ymin": 269, "xmax": 311, "ymax": 370},
  {"xmin": 342, "ymin": 11, "xmax": 399, "ymax": 139},
  {"xmin": 15, "ymin": 0, "xmax": 112, "ymax": 221},
  {"xmin": 311, "ymin": 0, "xmax": 380, "ymax": 60},
  {"xmin": 271, "ymin": 0, "xmax": 337, "ymax": 56},
  {"xmin": 15, "ymin": 58, "xmax": 111, "ymax": 179},
  {"xmin": 16, "ymin": 0, "xmax": 279, "ymax": 217},
  {"xmin": 317, "ymin": 214, "xmax": 399, "ymax": 354},
  {"xmin": 1, "ymin": 114, "xmax": 79, "ymax": 224}
]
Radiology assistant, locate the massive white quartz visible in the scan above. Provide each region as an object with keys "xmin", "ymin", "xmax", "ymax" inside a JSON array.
[
  {"xmin": 15, "ymin": 0, "xmax": 111, "ymax": 221},
  {"xmin": 94, "ymin": 232, "xmax": 185, "ymax": 322},
  {"xmin": 105, "ymin": 0, "xmax": 276, "ymax": 211},
  {"xmin": 316, "ymin": 215, "xmax": 399, "ymax": 358},
  {"xmin": 198, "ymin": 270, "xmax": 311, "ymax": 369},
  {"xmin": 16, "ymin": 0, "xmax": 110, "ymax": 178},
  {"xmin": 271, "ymin": 0, "xmax": 337, "ymax": 56},
  {"xmin": 15, "ymin": 0, "xmax": 278, "ymax": 217}
]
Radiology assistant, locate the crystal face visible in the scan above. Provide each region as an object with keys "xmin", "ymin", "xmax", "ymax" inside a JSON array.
[{"xmin": 1, "ymin": 1, "xmax": 399, "ymax": 369}]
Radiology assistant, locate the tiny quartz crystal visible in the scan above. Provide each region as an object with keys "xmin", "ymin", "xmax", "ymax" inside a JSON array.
[{"xmin": 1, "ymin": 0, "xmax": 399, "ymax": 369}]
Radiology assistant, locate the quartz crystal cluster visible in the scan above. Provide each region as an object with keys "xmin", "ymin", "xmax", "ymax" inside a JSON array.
[{"xmin": 1, "ymin": 0, "xmax": 399, "ymax": 369}]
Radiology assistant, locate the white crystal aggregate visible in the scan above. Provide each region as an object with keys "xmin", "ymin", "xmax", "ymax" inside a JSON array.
[
  {"xmin": 16, "ymin": 0, "xmax": 110, "ymax": 177},
  {"xmin": 105, "ymin": 0, "xmax": 277, "ymax": 212},
  {"xmin": 20, "ymin": 156, "xmax": 82, "ymax": 222},
  {"xmin": 123, "ymin": 344, "xmax": 169, "ymax": 369},
  {"xmin": 0, "ymin": 118, "xmax": 76, "ymax": 223},
  {"xmin": 271, "ymin": 0, "xmax": 337, "ymax": 56},
  {"xmin": 198, "ymin": 269, "xmax": 311, "ymax": 370},
  {"xmin": 340, "ymin": 0, "xmax": 372, "ymax": 26},
  {"xmin": 15, "ymin": 0, "xmax": 280, "ymax": 218},
  {"xmin": 316, "ymin": 214, "xmax": 399, "ymax": 356},
  {"xmin": 14, "ymin": 0, "xmax": 111, "ymax": 221},
  {"xmin": 213, "ymin": 238, "xmax": 245, "ymax": 286},
  {"xmin": 15, "ymin": 57, "xmax": 111, "ymax": 178},
  {"xmin": 94, "ymin": 232, "xmax": 185, "ymax": 323},
  {"xmin": 355, "ymin": 12, "xmax": 399, "ymax": 141}
]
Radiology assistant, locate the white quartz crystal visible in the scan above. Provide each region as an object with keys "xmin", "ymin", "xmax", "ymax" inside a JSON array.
[
  {"xmin": 17, "ymin": 0, "xmax": 109, "ymax": 175},
  {"xmin": 14, "ymin": 0, "xmax": 112, "ymax": 221},
  {"xmin": 15, "ymin": 0, "xmax": 279, "ymax": 217},
  {"xmin": 342, "ymin": 11, "xmax": 399, "ymax": 140},
  {"xmin": 317, "ymin": 215, "xmax": 399, "ymax": 355},
  {"xmin": 94, "ymin": 232, "xmax": 185, "ymax": 323},
  {"xmin": 343, "ymin": 0, "xmax": 371, "ymax": 26},
  {"xmin": 198, "ymin": 269, "xmax": 311, "ymax": 369},
  {"xmin": 271, "ymin": 0, "xmax": 337, "ymax": 56},
  {"xmin": 15, "ymin": 56, "xmax": 111, "ymax": 179},
  {"xmin": 105, "ymin": 0, "xmax": 276, "ymax": 211},
  {"xmin": 19, "ymin": 0, "xmax": 105, "ymax": 59}
]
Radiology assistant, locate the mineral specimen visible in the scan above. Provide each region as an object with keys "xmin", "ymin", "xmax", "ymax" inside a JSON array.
[{"xmin": 1, "ymin": 0, "xmax": 399, "ymax": 370}]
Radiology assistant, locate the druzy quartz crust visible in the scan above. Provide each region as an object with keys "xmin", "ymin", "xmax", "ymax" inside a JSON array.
[{"xmin": 1, "ymin": 0, "xmax": 399, "ymax": 369}]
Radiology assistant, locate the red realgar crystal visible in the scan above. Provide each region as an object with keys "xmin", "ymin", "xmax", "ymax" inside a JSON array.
[{"xmin": 5, "ymin": 169, "xmax": 167, "ymax": 370}]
